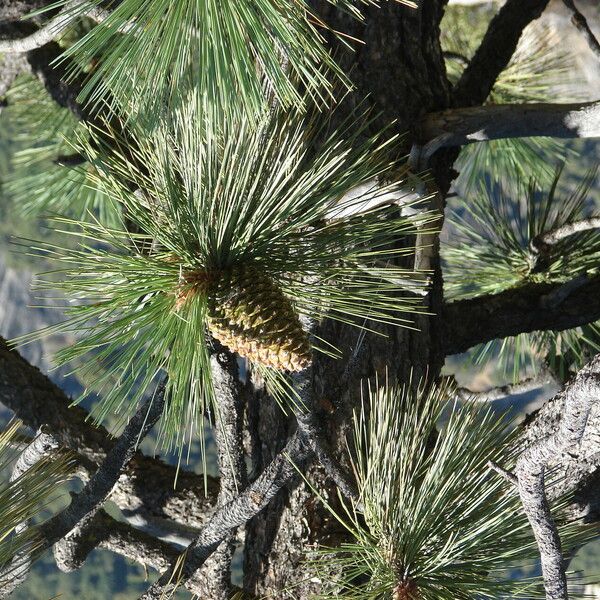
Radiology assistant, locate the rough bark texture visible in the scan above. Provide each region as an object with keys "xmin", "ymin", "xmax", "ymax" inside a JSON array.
[
  {"xmin": 515, "ymin": 355, "xmax": 600, "ymax": 600},
  {"xmin": 442, "ymin": 274, "xmax": 600, "ymax": 356},
  {"xmin": 243, "ymin": 2, "xmax": 451, "ymax": 596},
  {"xmin": 3, "ymin": 0, "xmax": 600, "ymax": 597},
  {"xmin": 191, "ymin": 351, "xmax": 248, "ymax": 600}
]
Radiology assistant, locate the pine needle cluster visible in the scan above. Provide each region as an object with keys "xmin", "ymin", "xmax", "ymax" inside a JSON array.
[
  {"xmin": 21, "ymin": 100, "xmax": 432, "ymax": 447},
  {"xmin": 1, "ymin": 75, "xmax": 117, "ymax": 225},
  {"xmin": 444, "ymin": 169, "xmax": 600, "ymax": 298},
  {"xmin": 48, "ymin": 0, "xmax": 388, "ymax": 124},
  {"xmin": 306, "ymin": 378, "xmax": 593, "ymax": 599}
]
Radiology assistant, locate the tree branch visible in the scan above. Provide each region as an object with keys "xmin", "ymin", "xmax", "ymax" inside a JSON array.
[
  {"xmin": 198, "ymin": 349, "xmax": 248, "ymax": 599},
  {"xmin": 532, "ymin": 218, "xmax": 600, "ymax": 250},
  {"xmin": 513, "ymin": 355, "xmax": 600, "ymax": 599},
  {"xmin": 0, "ymin": 0, "xmax": 80, "ymax": 53},
  {"xmin": 419, "ymin": 101, "xmax": 600, "ymax": 161},
  {"xmin": 454, "ymin": 373, "xmax": 556, "ymax": 402},
  {"xmin": 42, "ymin": 387, "xmax": 166, "ymax": 543},
  {"xmin": 0, "ymin": 338, "xmax": 219, "ymax": 530},
  {"xmin": 452, "ymin": 0, "xmax": 550, "ymax": 107},
  {"xmin": 0, "ymin": 388, "xmax": 167, "ymax": 597},
  {"xmin": 139, "ymin": 433, "xmax": 311, "ymax": 600},
  {"xmin": 53, "ymin": 509, "xmax": 228, "ymax": 597},
  {"xmin": 0, "ymin": 431, "xmax": 59, "ymax": 596},
  {"xmin": 562, "ymin": 0, "xmax": 600, "ymax": 60},
  {"xmin": 442, "ymin": 274, "xmax": 600, "ymax": 355}
]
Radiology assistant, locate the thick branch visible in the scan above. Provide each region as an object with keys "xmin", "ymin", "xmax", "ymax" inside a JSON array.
[
  {"xmin": 198, "ymin": 350, "xmax": 248, "ymax": 599},
  {"xmin": 1, "ymin": 391, "xmax": 164, "ymax": 597},
  {"xmin": 562, "ymin": 0, "xmax": 600, "ymax": 60},
  {"xmin": 514, "ymin": 355, "xmax": 600, "ymax": 599},
  {"xmin": 420, "ymin": 101, "xmax": 600, "ymax": 158},
  {"xmin": 139, "ymin": 433, "xmax": 311, "ymax": 600},
  {"xmin": 442, "ymin": 274, "xmax": 600, "ymax": 355},
  {"xmin": 53, "ymin": 509, "xmax": 222, "ymax": 597},
  {"xmin": 452, "ymin": 0, "xmax": 551, "ymax": 107}
]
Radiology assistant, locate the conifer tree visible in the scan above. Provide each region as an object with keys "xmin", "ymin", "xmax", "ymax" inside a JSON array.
[{"xmin": 0, "ymin": 1, "xmax": 599, "ymax": 599}]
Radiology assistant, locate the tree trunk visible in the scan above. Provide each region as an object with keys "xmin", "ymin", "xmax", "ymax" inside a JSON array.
[{"xmin": 243, "ymin": 2, "xmax": 451, "ymax": 596}]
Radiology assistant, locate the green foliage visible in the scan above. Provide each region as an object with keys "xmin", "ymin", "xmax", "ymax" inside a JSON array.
[
  {"xmin": 1, "ymin": 75, "xmax": 119, "ymax": 226},
  {"xmin": 47, "ymin": 0, "xmax": 399, "ymax": 124},
  {"xmin": 305, "ymin": 377, "xmax": 593, "ymax": 599},
  {"xmin": 0, "ymin": 422, "xmax": 72, "ymax": 581},
  {"xmin": 19, "ymin": 99, "xmax": 433, "ymax": 451},
  {"xmin": 444, "ymin": 168, "xmax": 600, "ymax": 299}
]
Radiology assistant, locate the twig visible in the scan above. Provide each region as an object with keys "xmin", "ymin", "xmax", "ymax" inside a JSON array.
[
  {"xmin": 456, "ymin": 375, "xmax": 553, "ymax": 403},
  {"xmin": 562, "ymin": 0, "xmax": 600, "ymax": 60},
  {"xmin": 0, "ymin": 1, "xmax": 82, "ymax": 53},
  {"xmin": 291, "ymin": 365, "xmax": 361, "ymax": 508},
  {"xmin": 295, "ymin": 411, "xmax": 362, "ymax": 510},
  {"xmin": 138, "ymin": 433, "xmax": 311, "ymax": 600},
  {"xmin": 515, "ymin": 354, "xmax": 600, "ymax": 600},
  {"xmin": 0, "ymin": 0, "xmax": 138, "ymax": 54},
  {"xmin": 532, "ymin": 217, "xmax": 600, "ymax": 251},
  {"xmin": 488, "ymin": 460, "xmax": 518, "ymax": 485},
  {"xmin": 41, "ymin": 386, "xmax": 166, "ymax": 546},
  {"xmin": 53, "ymin": 508, "xmax": 240, "ymax": 597}
]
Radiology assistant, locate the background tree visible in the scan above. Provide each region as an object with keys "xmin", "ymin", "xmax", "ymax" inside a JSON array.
[{"xmin": 0, "ymin": 0, "xmax": 599, "ymax": 599}]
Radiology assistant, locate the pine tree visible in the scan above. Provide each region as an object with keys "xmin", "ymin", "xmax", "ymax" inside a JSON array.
[{"xmin": 0, "ymin": 1, "xmax": 599, "ymax": 599}]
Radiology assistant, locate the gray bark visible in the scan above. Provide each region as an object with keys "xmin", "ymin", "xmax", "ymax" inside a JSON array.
[
  {"xmin": 0, "ymin": 432, "xmax": 59, "ymax": 596},
  {"xmin": 0, "ymin": 389, "xmax": 167, "ymax": 597},
  {"xmin": 140, "ymin": 433, "xmax": 310, "ymax": 600},
  {"xmin": 0, "ymin": 1, "xmax": 79, "ymax": 53},
  {"xmin": 514, "ymin": 355, "xmax": 600, "ymax": 599}
]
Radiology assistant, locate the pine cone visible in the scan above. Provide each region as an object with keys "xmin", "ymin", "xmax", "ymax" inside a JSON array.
[{"xmin": 206, "ymin": 265, "xmax": 311, "ymax": 371}]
